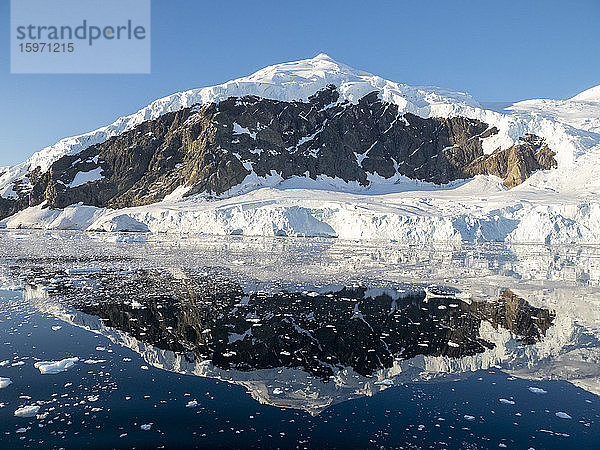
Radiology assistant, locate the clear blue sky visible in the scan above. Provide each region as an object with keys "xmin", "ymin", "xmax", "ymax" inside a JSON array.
[{"xmin": 1, "ymin": 0, "xmax": 599, "ymax": 166}]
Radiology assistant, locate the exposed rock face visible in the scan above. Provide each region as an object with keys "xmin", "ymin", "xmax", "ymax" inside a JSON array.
[
  {"xmin": 0, "ymin": 86, "xmax": 557, "ymax": 219},
  {"xmin": 465, "ymin": 134, "xmax": 557, "ymax": 188}
]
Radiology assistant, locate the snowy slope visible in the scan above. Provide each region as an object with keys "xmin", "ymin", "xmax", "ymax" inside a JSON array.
[
  {"xmin": 4, "ymin": 174, "xmax": 600, "ymax": 244},
  {"xmin": 509, "ymin": 85, "xmax": 600, "ymax": 135}
]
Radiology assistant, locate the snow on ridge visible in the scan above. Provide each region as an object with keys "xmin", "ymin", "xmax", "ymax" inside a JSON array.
[
  {"xmin": 5, "ymin": 52, "xmax": 590, "ymax": 198},
  {"xmin": 570, "ymin": 84, "xmax": 600, "ymax": 103}
]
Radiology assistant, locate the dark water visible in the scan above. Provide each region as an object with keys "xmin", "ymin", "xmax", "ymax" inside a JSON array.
[
  {"xmin": 0, "ymin": 281, "xmax": 598, "ymax": 449},
  {"xmin": 1, "ymin": 232, "xmax": 600, "ymax": 449}
]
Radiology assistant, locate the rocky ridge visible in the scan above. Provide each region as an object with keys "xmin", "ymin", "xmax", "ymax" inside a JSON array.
[{"xmin": 0, "ymin": 86, "xmax": 555, "ymax": 220}]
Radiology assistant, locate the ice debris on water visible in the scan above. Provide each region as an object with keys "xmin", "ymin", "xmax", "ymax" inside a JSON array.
[
  {"xmin": 140, "ymin": 423, "xmax": 152, "ymax": 431},
  {"xmin": 0, "ymin": 377, "xmax": 12, "ymax": 388},
  {"xmin": 555, "ymin": 411, "xmax": 572, "ymax": 419}
]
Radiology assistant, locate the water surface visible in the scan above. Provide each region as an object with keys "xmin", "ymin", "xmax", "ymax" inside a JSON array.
[{"xmin": 1, "ymin": 230, "xmax": 599, "ymax": 448}]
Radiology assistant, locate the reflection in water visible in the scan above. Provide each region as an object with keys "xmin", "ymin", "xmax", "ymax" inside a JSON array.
[
  {"xmin": 2, "ymin": 232, "xmax": 598, "ymax": 417},
  {"xmin": 25, "ymin": 268, "xmax": 554, "ymax": 382}
]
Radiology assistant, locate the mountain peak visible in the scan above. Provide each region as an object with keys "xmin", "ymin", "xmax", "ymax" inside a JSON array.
[
  {"xmin": 241, "ymin": 53, "xmax": 371, "ymax": 86},
  {"xmin": 313, "ymin": 52, "xmax": 335, "ymax": 61},
  {"xmin": 0, "ymin": 55, "xmax": 485, "ymax": 195}
]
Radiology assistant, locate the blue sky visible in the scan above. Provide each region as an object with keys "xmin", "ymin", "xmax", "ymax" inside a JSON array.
[{"xmin": 1, "ymin": 0, "xmax": 599, "ymax": 166}]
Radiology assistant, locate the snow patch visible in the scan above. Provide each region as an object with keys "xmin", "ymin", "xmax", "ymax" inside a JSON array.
[{"xmin": 68, "ymin": 167, "xmax": 104, "ymax": 188}]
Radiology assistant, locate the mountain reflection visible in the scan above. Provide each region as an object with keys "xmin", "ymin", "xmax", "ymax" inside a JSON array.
[{"xmin": 26, "ymin": 268, "xmax": 555, "ymax": 380}]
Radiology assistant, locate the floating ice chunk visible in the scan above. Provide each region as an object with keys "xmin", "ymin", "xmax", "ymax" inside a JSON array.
[
  {"xmin": 96, "ymin": 347, "xmax": 106, "ymax": 351},
  {"xmin": 34, "ymin": 357, "xmax": 78, "ymax": 374},
  {"xmin": 0, "ymin": 377, "xmax": 12, "ymax": 388},
  {"xmin": 528, "ymin": 387, "xmax": 547, "ymax": 394},
  {"xmin": 14, "ymin": 405, "xmax": 40, "ymax": 418},
  {"xmin": 186, "ymin": 400, "xmax": 198, "ymax": 408},
  {"xmin": 140, "ymin": 423, "xmax": 152, "ymax": 431},
  {"xmin": 273, "ymin": 388, "xmax": 283, "ymax": 395},
  {"xmin": 119, "ymin": 433, "xmax": 127, "ymax": 438},
  {"xmin": 51, "ymin": 326, "xmax": 62, "ymax": 331},
  {"xmin": 499, "ymin": 398, "xmax": 515, "ymax": 405},
  {"xmin": 555, "ymin": 411, "xmax": 572, "ymax": 419},
  {"xmin": 447, "ymin": 341, "xmax": 460, "ymax": 348},
  {"xmin": 84, "ymin": 359, "xmax": 106, "ymax": 364},
  {"xmin": 140, "ymin": 365, "xmax": 149, "ymax": 370},
  {"xmin": 16, "ymin": 427, "xmax": 28, "ymax": 433},
  {"xmin": 87, "ymin": 395, "xmax": 99, "ymax": 402},
  {"xmin": 374, "ymin": 379, "xmax": 394, "ymax": 386},
  {"xmin": 464, "ymin": 415, "xmax": 476, "ymax": 421}
]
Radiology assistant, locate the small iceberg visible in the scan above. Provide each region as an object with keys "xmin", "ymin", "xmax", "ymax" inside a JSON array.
[{"xmin": 34, "ymin": 357, "xmax": 79, "ymax": 374}]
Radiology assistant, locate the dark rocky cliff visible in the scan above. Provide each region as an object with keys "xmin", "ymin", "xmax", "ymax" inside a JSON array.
[{"xmin": 0, "ymin": 86, "xmax": 556, "ymax": 219}]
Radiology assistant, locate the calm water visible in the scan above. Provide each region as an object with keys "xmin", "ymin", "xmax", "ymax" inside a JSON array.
[{"xmin": 0, "ymin": 230, "xmax": 599, "ymax": 449}]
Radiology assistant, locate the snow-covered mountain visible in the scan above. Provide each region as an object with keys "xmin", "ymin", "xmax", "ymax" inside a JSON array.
[{"xmin": 1, "ymin": 54, "xmax": 599, "ymax": 243}]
